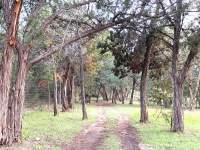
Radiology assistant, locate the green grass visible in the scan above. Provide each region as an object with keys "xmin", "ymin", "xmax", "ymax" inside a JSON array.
[
  {"xmin": 110, "ymin": 104, "xmax": 200, "ymax": 150},
  {"xmin": 19, "ymin": 103, "xmax": 200, "ymax": 150},
  {"xmin": 22, "ymin": 105, "xmax": 98, "ymax": 149}
]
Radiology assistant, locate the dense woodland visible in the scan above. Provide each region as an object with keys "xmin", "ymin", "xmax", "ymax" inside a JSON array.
[{"xmin": 0, "ymin": 0, "xmax": 200, "ymax": 149}]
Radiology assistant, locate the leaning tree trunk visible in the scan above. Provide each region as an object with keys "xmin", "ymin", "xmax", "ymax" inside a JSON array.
[
  {"xmin": 7, "ymin": 49, "xmax": 29, "ymax": 144},
  {"xmin": 80, "ymin": 48, "xmax": 88, "ymax": 120},
  {"xmin": 188, "ymin": 67, "xmax": 200, "ymax": 111},
  {"xmin": 188, "ymin": 75, "xmax": 196, "ymax": 111},
  {"xmin": 130, "ymin": 77, "xmax": 136, "ymax": 104},
  {"xmin": 53, "ymin": 72, "xmax": 58, "ymax": 116}
]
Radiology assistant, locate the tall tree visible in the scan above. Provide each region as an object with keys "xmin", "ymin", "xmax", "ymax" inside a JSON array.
[{"xmin": 79, "ymin": 46, "xmax": 88, "ymax": 120}]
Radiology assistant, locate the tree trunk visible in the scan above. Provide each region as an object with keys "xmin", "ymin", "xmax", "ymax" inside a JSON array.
[
  {"xmin": 7, "ymin": 49, "xmax": 28, "ymax": 144},
  {"xmin": 67, "ymin": 74, "xmax": 73, "ymax": 109},
  {"xmin": 48, "ymin": 81, "xmax": 51, "ymax": 110},
  {"xmin": 0, "ymin": 45, "xmax": 14, "ymax": 145},
  {"xmin": 58, "ymin": 81, "xmax": 62, "ymax": 105},
  {"xmin": 140, "ymin": 35, "xmax": 152, "ymax": 123},
  {"xmin": 101, "ymin": 84, "xmax": 109, "ymax": 101},
  {"xmin": 111, "ymin": 87, "xmax": 117, "ymax": 104},
  {"xmin": 71, "ymin": 75, "xmax": 75, "ymax": 107},
  {"xmin": 80, "ymin": 48, "xmax": 88, "ymax": 120},
  {"xmin": 61, "ymin": 79, "xmax": 68, "ymax": 112},
  {"xmin": 53, "ymin": 72, "xmax": 58, "ymax": 116},
  {"xmin": 0, "ymin": 0, "xmax": 23, "ymax": 144},
  {"xmin": 188, "ymin": 67, "xmax": 200, "ymax": 110},
  {"xmin": 96, "ymin": 88, "xmax": 100, "ymax": 103},
  {"xmin": 120, "ymin": 87, "xmax": 125, "ymax": 104},
  {"xmin": 171, "ymin": 0, "xmax": 184, "ymax": 132},
  {"xmin": 171, "ymin": 77, "xmax": 184, "ymax": 132},
  {"xmin": 130, "ymin": 77, "xmax": 136, "ymax": 104}
]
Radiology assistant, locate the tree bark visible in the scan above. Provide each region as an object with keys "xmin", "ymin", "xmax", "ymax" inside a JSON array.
[
  {"xmin": 100, "ymin": 84, "xmax": 109, "ymax": 101},
  {"xmin": 130, "ymin": 77, "xmax": 136, "ymax": 104},
  {"xmin": 7, "ymin": 48, "xmax": 29, "ymax": 144},
  {"xmin": 188, "ymin": 67, "xmax": 200, "ymax": 110},
  {"xmin": 140, "ymin": 35, "xmax": 152, "ymax": 123},
  {"xmin": 53, "ymin": 72, "xmax": 58, "ymax": 116},
  {"xmin": 61, "ymin": 79, "xmax": 68, "ymax": 112},
  {"xmin": 0, "ymin": 0, "xmax": 23, "ymax": 145},
  {"xmin": 71, "ymin": 75, "xmax": 75, "ymax": 107},
  {"xmin": 80, "ymin": 47, "xmax": 88, "ymax": 120},
  {"xmin": 0, "ymin": 43, "xmax": 14, "ymax": 145},
  {"xmin": 171, "ymin": 0, "xmax": 184, "ymax": 132},
  {"xmin": 171, "ymin": 77, "xmax": 184, "ymax": 132},
  {"xmin": 48, "ymin": 81, "xmax": 51, "ymax": 110}
]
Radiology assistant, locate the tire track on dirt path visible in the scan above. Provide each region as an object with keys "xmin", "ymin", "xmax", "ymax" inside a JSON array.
[
  {"xmin": 64, "ymin": 107, "xmax": 107, "ymax": 150},
  {"xmin": 117, "ymin": 115, "xmax": 141, "ymax": 150}
]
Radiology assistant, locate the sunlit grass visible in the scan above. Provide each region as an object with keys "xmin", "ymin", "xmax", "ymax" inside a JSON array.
[
  {"xmin": 21, "ymin": 103, "xmax": 200, "ymax": 150},
  {"xmin": 112, "ymin": 104, "xmax": 200, "ymax": 150},
  {"xmin": 22, "ymin": 104, "xmax": 98, "ymax": 149}
]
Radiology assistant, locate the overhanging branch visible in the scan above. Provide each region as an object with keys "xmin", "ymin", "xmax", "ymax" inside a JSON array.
[{"xmin": 30, "ymin": 18, "xmax": 129, "ymax": 66}]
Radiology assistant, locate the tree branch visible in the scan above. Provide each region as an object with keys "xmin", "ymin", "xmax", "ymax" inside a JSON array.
[
  {"xmin": 180, "ymin": 50, "xmax": 198, "ymax": 82},
  {"xmin": 30, "ymin": 18, "xmax": 129, "ymax": 66}
]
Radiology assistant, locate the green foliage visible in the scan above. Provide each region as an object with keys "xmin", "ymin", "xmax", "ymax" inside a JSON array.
[{"xmin": 149, "ymin": 79, "xmax": 172, "ymax": 108}]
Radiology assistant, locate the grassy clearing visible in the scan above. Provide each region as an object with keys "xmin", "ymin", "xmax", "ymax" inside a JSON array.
[
  {"xmin": 12, "ymin": 103, "xmax": 200, "ymax": 150},
  {"xmin": 22, "ymin": 105, "xmax": 98, "ymax": 150},
  {"xmin": 111, "ymin": 104, "xmax": 200, "ymax": 150}
]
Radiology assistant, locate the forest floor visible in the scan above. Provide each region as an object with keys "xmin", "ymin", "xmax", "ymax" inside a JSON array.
[{"xmin": 1, "ymin": 102, "xmax": 200, "ymax": 150}]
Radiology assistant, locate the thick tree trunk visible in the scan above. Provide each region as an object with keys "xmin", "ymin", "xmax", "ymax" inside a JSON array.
[
  {"xmin": 80, "ymin": 48, "xmax": 88, "ymax": 120},
  {"xmin": 171, "ymin": 0, "xmax": 184, "ymax": 132},
  {"xmin": 171, "ymin": 77, "xmax": 184, "ymax": 132},
  {"xmin": 7, "ymin": 50, "xmax": 28, "ymax": 144},
  {"xmin": 0, "ymin": 46, "xmax": 14, "ymax": 145},
  {"xmin": 130, "ymin": 77, "xmax": 136, "ymax": 105},
  {"xmin": 53, "ymin": 72, "xmax": 58, "ymax": 116}
]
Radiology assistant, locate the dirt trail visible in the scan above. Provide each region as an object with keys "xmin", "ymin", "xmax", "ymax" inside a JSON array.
[
  {"xmin": 117, "ymin": 115, "xmax": 141, "ymax": 150},
  {"xmin": 65, "ymin": 110, "xmax": 107, "ymax": 150}
]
